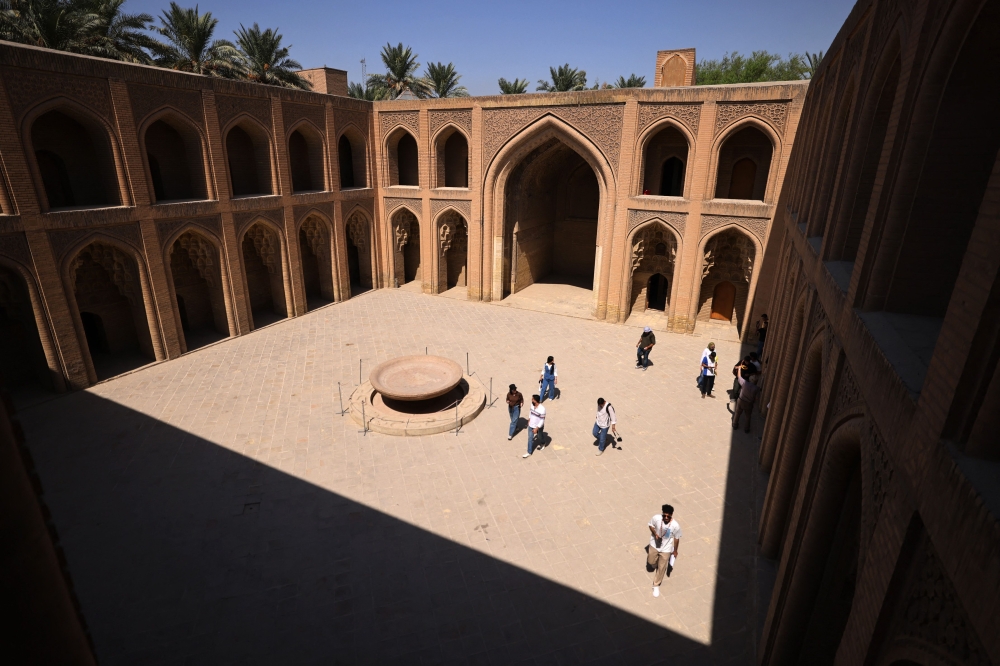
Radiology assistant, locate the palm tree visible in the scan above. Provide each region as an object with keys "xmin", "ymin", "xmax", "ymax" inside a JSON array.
[
  {"xmin": 79, "ymin": 0, "xmax": 157, "ymax": 64},
  {"xmin": 536, "ymin": 64, "xmax": 587, "ymax": 92},
  {"xmin": 0, "ymin": 0, "xmax": 101, "ymax": 53},
  {"xmin": 423, "ymin": 61, "xmax": 468, "ymax": 98},
  {"xmin": 152, "ymin": 2, "xmax": 239, "ymax": 77},
  {"xmin": 233, "ymin": 23, "xmax": 309, "ymax": 89},
  {"xmin": 805, "ymin": 51, "xmax": 825, "ymax": 78},
  {"xmin": 370, "ymin": 42, "xmax": 430, "ymax": 99},
  {"xmin": 498, "ymin": 77, "xmax": 528, "ymax": 94},
  {"xmin": 348, "ymin": 80, "xmax": 388, "ymax": 101},
  {"xmin": 613, "ymin": 74, "xmax": 646, "ymax": 88}
]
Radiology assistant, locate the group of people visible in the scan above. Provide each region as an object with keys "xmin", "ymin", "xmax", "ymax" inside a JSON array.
[{"xmin": 697, "ymin": 347, "xmax": 763, "ymax": 434}]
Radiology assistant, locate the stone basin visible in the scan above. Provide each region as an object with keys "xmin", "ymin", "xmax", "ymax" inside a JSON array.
[{"xmin": 369, "ymin": 355, "xmax": 463, "ymax": 401}]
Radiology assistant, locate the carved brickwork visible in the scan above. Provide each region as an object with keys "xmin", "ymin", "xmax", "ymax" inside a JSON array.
[
  {"xmin": 838, "ymin": 21, "xmax": 869, "ymax": 94},
  {"xmin": 637, "ymin": 103, "xmax": 702, "ymax": 135},
  {"xmin": 156, "ymin": 217, "xmax": 222, "ymax": 245},
  {"xmin": 700, "ymin": 215, "xmax": 768, "ymax": 244},
  {"xmin": 283, "ymin": 101, "xmax": 326, "ymax": 134},
  {"xmin": 299, "ymin": 216, "xmax": 328, "ymax": 258},
  {"xmin": 631, "ymin": 223, "xmax": 677, "ymax": 273},
  {"xmin": 380, "ymin": 111, "xmax": 420, "ymax": 137},
  {"xmin": 831, "ymin": 363, "xmax": 862, "ymax": 418},
  {"xmin": 4, "ymin": 68, "xmax": 111, "ymax": 121},
  {"xmin": 483, "ymin": 104, "xmax": 625, "ymax": 172},
  {"xmin": 234, "ymin": 209, "xmax": 283, "ymax": 239},
  {"xmin": 430, "ymin": 109, "xmax": 472, "ymax": 135},
  {"xmin": 866, "ymin": 0, "xmax": 899, "ymax": 77},
  {"xmin": 702, "ymin": 229, "xmax": 755, "ymax": 283},
  {"xmin": 384, "ymin": 197, "xmax": 421, "ymax": 218},
  {"xmin": 216, "ymin": 94, "xmax": 272, "ymax": 130},
  {"xmin": 438, "ymin": 211, "xmax": 466, "ymax": 252},
  {"xmin": 293, "ymin": 203, "xmax": 333, "ymax": 224},
  {"xmin": 627, "ymin": 210, "xmax": 686, "ymax": 237},
  {"xmin": 336, "ymin": 108, "xmax": 370, "ymax": 136},
  {"xmin": 170, "ymin": 232, "xmax": 217, "ymax": 285},
  {"xmin": 0, "ymin": 232, "xmax": 32, "ymax": 267},
  {"xmin": 128, "ymin": 84, "xmax": 204, "ymax": 126},
  {"xmin": 715, "ymin": 102, "xmax": 789, "ymax": 137},
  {"xmin": 71, "ymin": 243, "xmax": 138, "ymax": 304},
  {"xmin": 392, "ymin": 209, "xmax": 416, "ymax": 252},
  {"xmin": 50, "ymin": 225, "xmax": 142, "ymax": 261},
  {"xmin": 245, "ymin": 224, "xmax": 280, "ymax": 274},
  {"xmin": 860, "ymin": 417, "xmax": 892, "ymax": 545},
  {"xmin": 346, "ymin": 211, "xmax": 369, "ymax": 250},
  {"xmin": 431, "ymin": 199, "xmax": 471, "ymax": 221}
]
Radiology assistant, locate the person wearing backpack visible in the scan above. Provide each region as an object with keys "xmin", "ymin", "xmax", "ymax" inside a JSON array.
[{"xmin": 593, "ymin": 398, "xmax": 618, "ymax": 456}]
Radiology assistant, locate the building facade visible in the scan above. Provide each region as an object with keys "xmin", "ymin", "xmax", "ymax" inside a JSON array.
[
  {"xmin": 0, "ymin": 43, "xmax": 805, "ymax": 393},
  {"xmin": 749, "ymin": 0, "xmax": 1000, "ymax": 663}
]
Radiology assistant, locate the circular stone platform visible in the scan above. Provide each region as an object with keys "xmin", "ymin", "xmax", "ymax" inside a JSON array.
[
  {"xmin": 349, "ymin": 376, "xmax": 486, "ymax": 436},
  {"xmin": 369, "ymin": 355, "xmax": 463, "ymax": 401}
]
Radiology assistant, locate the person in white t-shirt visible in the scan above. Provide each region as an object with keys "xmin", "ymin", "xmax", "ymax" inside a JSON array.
[
  {"xmin": 522, "ymin": 394, "xmax": 546, "ymax": 458},
  {"xmin": 647, "ymin": 504, "xmax": 682, "ymax": 597}
]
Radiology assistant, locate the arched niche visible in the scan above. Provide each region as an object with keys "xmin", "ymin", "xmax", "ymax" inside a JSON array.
[
  {"xmin": 29, "ymin": 106, "xmax": 122, "ymax": 210},
  {"xmin": 344, "ymin": 209, "xmax": 374, "ymax": 294},
  {"xmin": 298, "ymin": 214, "xmax": 335, "ymax": 307},
  {"xmin": 338, "ymin": 127, "xmax": 368, "ymax": 189},
  {"xmin": 660, "ymin": 54, "xmax": 687, "ymax": 87},
  {"xmin": 0, "ymin": 263, "xmax": 55, "ymax": 392},
  {"xmin": 387, "ymin": 128, "xmax": 419, "ymax": 187},
  {"xmin": 714, "ymin": 125, "xmax": 774, "ymax": 200},
  {"xmin": 141, "ymin": 111, "xmax": 209, "ymax": 203},
  {"xmin": 641, "ymin": 123, "xmax": 690, "ymax": 196},
  {"xmin": 627, "ymin": 222, "xmax": 678, "ymax": 320},
  {"xmin": 288, "ymin": 122, "xmax": 326, "ymax": 193},
  {"xmin": 166, "ymin": 230, "xmax": 229, "ymax": 351},
  {"xmin": 390, "ymin": 207, "xmax": 421, "ymax": 287},
  {"xmin": 225, "ymin": 119, "xmax": 273, "ymax": 197},
  {"xmin": 697, "ymin": 228, "xmax": 757, "ymax": 330},
  {"xmin": 437, "ymin": 210, "xmax": 468, "ymax": 292},
  {"xmin": 240, "ymin": 222, "xmax": 288, "ymax": 327},
  {"xmin": 434, "ymin": 126, "xmax": 469, "ymax": 188}
]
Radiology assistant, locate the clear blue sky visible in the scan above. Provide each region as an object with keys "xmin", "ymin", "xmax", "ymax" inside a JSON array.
[{"xmin": 128, "ymin": 0, "xmax": 857, "ymax": 95}]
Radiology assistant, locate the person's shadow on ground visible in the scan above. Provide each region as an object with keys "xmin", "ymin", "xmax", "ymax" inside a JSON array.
[{"xmin": 511, "ymin": 416, "xmax": 528, "ymax": 437}]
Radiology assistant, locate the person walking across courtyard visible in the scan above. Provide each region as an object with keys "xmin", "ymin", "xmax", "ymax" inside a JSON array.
[
  {"xmin": 636, "ymin": 327, "xmax": 656, "ymax": 370},
  {"xmin": 523, "ymin": 395, "xmax": 546, "ymax": 458},
  {"xmin": 732, "ymin": 365, "xmax": 761, "ymax": 433},
  {"xmin": 506, "ymin": 384, "xmax": 523, "ymax": 440},
  {"xmin": 593, "ymin": 398, "xmax": 618, "ymax": 456},
  {"xmin": 539, "ymin": 356, "xmax": 558, "ymax": 402},
  {"xmin": 700, "ymin": 351, "xmax": 717, "ymax": 398},
  {"xmin": 647, "ymin": 504, "xmax": 682, "ymax": 597}
]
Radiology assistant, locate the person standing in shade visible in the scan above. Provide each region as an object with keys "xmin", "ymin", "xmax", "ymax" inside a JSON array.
[
  {"xmin": 506, "ymin": 384, "xmax": 523, "ymax": 440},
  {"xmin": 523, "ymin": 394, "xmax": 546, "ymax": 458},
  {"xmin": 636, "ymin": 327, "xmax": 656, "ymax": 370},
  {"xmin": 732, "ymin": 365, "xmax": 761, "ymax": 433},
  {"xmin": 756, "ymin": 314, "xmax": 769, "ymax": 358},
  {"xmin": 539, "ymin": 356, "xmax": 558, "ymax": 402},
  {"xmin": 700, "ymin": 351, "xmax": 717, "ymax": 398},
  {"xmin": 647, "ymin": 504, "xmax": 682, "ymax": 597},
  {"xmin": 593, "ymin": 398, "xmax": 618, "ymax": 456},
  {"xmin": 728, "ymin": 353, "xmax": 761, "ymax": 402}
]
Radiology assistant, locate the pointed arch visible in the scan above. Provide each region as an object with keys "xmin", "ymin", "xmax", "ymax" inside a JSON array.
[
  {"xmin": 164, "ymin": 228, "xmax": 231, "ymax": 351},
  {"xmin": 343, "ymin": 207, "xmax": 376, "ymax": 295},
  {"xmin": 385, "ymin": 127, "xmax": 419, "ymax": 187},
  {"xmin": 298, "ymin": 212, "xmax": 335, "ymax": 307},
  {"xmin": 286, "ymin": 119, "xmax": 327, "ymax": 193},
  {"xmin": 390, "ymin": 206, "xmax": 421, "ymax": 287},
  {"xmin": 435, "ymin": 208, "xmax": 468, "ymax": 293},
  {"xmin": 621, "ymin": 218, "xmax": 682, "ymax": 321},
  {"xmin": 223, "ymin": 114, "xmax": 274, "ymax": 197},
  {"xmin": 137, "ymin": 107, "xmax": 211, "ymax": 203},
  {"xmin": 237, "ymin": 217, "xmax": 290, "ymax": 328},
  {"xmin": 691, "ymin": 224, "xmax": 763, "ymax": 334},
  {"xmin": 635, "ymin": 118, "xmax": 694, "ymax": 197},
  {"xmin": 431, "ymin": 123, "xmax": 470, "ymax": 189},
  {"xmin": 0, "ymin": 255, "xmax": 65, "ymax": 392},
  {"xmin": 337, "ymin": 124, "xmax": 368, "ymax": 189},
  {"xmin": 710, "ymin": 118, "xmax": 781, "ymax": 202}
]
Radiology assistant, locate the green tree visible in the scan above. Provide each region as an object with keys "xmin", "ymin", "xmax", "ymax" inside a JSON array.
[
  {"xmin": 152, "ymin": 2, "xmax": 239, "ymax": 77},
  {"xmin": 423, "ymin": 61, "xmax": 468, "ymax": 98},
  {"xmin": 805, "ymin": 51, "xmax": 824, "ymax": 78},
  {"xmin": 233, "ymin": 23, "xmax": 309, "ymax": 89},
  {"xmin": 613, "ymin": 74, "xmax": 646, "ymax": 88},
  {"xmin": 498, "ymin": 77, "xmax": 528, "ymax": 94},
  {"xmin": 0, "ymin": 0, "xmax": 101, "ymax": 53},
  {"xmin": 696, "ymin": 50, "xmax": 810, "ymax": 85},
  {"xmin": 348, "ymin": 79, "xmax": 388, "ymax": 101},
  {"xmin": 79, "ymin": 0, "xmax": 158, "ymax": 64},
  {"xmin": 370, "ymin": 42, "xmax": 430, "ymax": 99},
  {"xmin": 536, "ymin": 64, "xmax": 587, "ymax": 92}
]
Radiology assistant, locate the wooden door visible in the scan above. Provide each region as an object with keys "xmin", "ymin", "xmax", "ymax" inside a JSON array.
[{"xmin": 711, "ymin": 281, "xmax": 736, "ymax": 321}]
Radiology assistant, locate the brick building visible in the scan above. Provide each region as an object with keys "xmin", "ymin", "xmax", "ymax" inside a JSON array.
[
  {"xmin": 748, "ymin": 0, "xmax": 1000, "ymax": 663},
  {"xmin": 0, "ymin": 42, "xmax": 806, "ymax": 393}
]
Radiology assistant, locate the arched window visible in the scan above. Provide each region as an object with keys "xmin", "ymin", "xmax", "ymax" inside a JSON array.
[
  {"xmin": 642, "ymin": 125, "xmax": 688, "ymax": 196},
  {"xmin": 338, "ymin": 128, "xmax": 367, "ymax": 189},
  {"xmin": 338, "ymin": 135, "xmax": 355, "ymax": 188},
  {"xmin": 715, "ymin": 126, "xmax": 772, "ymax": 200},
  {"xmin": 288, "ymin": 125, "xmax": 325, "ymax": 193},
  {"xmin": 388, "ymin": 129, "xmax": 419, "ymax": 186},
  {"xmin": 654, "ymin": 242, "xmax": 667, "ymax": 256},
  {"xmin": 31, "ymin": 109, "xmax": 120, "ymax": 209},
  {"xmin": 226, "ymin": 122, "xmax": 272, "ymax": 197},
  {"xmin": 143, "ymin": 115, "xmax": 208, "ymax": 202},
  {"xmin": 436, "ymin": 129, "xmax": 469, "ymax": 188}
]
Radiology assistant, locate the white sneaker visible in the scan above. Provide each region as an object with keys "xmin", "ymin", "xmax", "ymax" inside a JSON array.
[
  {"xmin": 652, "ymin": 586, "xmax": 660, "ymax": 598},
  {"xmin": 522, "ymin": 453, "xmax": 531, "ymax": 458},
  {"xmin": 507, "ymin": 436, "xmax": 512, "ymax": 441}
]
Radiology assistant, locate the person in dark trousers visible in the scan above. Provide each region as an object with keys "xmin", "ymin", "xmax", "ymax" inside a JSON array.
[
  {"xmin": 523, "ymin": 395, "xmax": 546, "ymax": 458},
  {"xmin": 700, "ymin": 351, "xmax": 717, "ymax": 398},
  {"xmin": 636, "ymin": 327, "xmax": 656, "ymax": 370},
  {"xmin": 539, "ymin": 356, "xmax": 558, "ymax": 402},
  {"xmin": 593, "ymin": 398, "xmax": 618, "ymax": 456},
  {"xmin": 733, "ymin": 365, "xmax": 760, "ymax": 433},
  {"xmin": 756, "ymin": 314, "xmax": 769, "ymax": 358},
  {"xmin": 506, "ymin": 384, "xmax": 523, "ymax": 440},
  {"xmin": 728, "ymin": 353, "xmax": 761, "ymax": 401}
]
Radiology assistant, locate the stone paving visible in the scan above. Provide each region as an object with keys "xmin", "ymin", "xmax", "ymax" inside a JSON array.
[{"xmin": 19, "ymin": 288, "xmax": 767, "ymax": 665}]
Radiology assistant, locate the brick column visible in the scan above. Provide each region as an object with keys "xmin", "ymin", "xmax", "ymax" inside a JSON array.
[
  {"xmin": 468, "ymin": 104, "xmax": 484, "ymax": 301},
  {"xmin": 605, "ymin": 99, "xmax": 639, "ymax": 322},
  {"xmin": 677, "ymin": 101, "xmax": 717, "ymax": 331},
  {"xmin": 138, "ymin": 219, "xmax": 183, "ymax": 357},
  {"xmin": 271, "ymin": 98, "xmax": 306, "ymax": 316},
  {"xmin": 107, "ymin": 79, "xmax": 149, "ymax": 206}
]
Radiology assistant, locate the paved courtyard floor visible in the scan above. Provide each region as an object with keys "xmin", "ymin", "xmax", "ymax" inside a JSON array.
[{"xmin": 19, "ymin": 288, "xmax": 768, "ymax": 665}]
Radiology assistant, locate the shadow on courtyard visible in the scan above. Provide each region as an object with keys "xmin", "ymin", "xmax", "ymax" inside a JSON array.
[{"xmin": 19, "ymin": 388, "xmax": 763, "ymax": 665}]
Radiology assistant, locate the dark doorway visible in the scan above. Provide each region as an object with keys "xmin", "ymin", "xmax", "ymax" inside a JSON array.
[
  {"xmin": 715, "ymin": 126, "xmax": 772, "ymax": 200},
  {"xmin": 660, "ymin": 157, "xmax": 685, "ymax": 196},
  {"xmin": 728, "ymin": 158, "xmax": 757, "ymax": 200},
  {"xmin": 298, "ymin": 218, "xmax": 335, "ymax": 309},
  {"xmin": 338, "ymin": 135, "xmax": 355, "ymax": 188},
  {"xmin": 169, "ymin": 233, "xmax": 229, "ymax": 350},
  {"xmin": 0, "ymin": 267, "xmax": 52, "ymax": 394},
  {"xmin": 241, "ymin": 226, "xmax": 287, "ymax": 328},
  {"xmin": 347, "ymin": 240, "xmax": 361, "ymax": 288},
  {"xmin": 80, "ymin": 311, "xmax": 109, "ymax": 354},
  {"xmin": 176, "ymin": 295, "xmax": 190, "ymax": 332},
  {"xmin": 35, "ymin": 150, "xmax": 75, "ymax": 208},
  {"xmin": 396, "ymin": 133, "xmax": 419, "ymax": 186},
  {"xmin": 404, "ymin": 220, "xmax": 421, "ymax": 283},
  {"xmin": 711, "ymin": 281, "xmax": 736, "ymax": 321},
  {"xmin": 227, "ymin": 124, "xmax": 272, "ymax": 197},
  {"xmin": 288, "ymin": 130, "xmax": 313, "ymax": 192},
  {"xmin": 647, "ymin": 273, "xmax": 668, "ymax": 311},
  {"xmin": 443, "ymin": 132, "xmax": 469, "ymax": 187}
]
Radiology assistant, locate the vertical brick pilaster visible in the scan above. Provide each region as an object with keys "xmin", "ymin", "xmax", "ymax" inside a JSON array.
[
  {"xmin": 107, "ymin": 78, "xmax": 148, "ymax": 207},
  {"xmin": 0, "ymin": 74, "xmax": 38, "ymax": 217},
  {"xmin": 138, "ymin": 218, "xmax": 183, "ymax": 358},
  {"xmin": 605, "ymin": 99, "xmax": 639, "ymax": 322},
  {"xmin": 468, "ymin": 104, "xmax": 484, "ymax": 302}
]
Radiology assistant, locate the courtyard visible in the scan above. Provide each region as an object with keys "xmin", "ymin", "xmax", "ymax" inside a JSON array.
[{"xmin": 20, "ymin": 288, "xmax": 768, "ymax": 664}]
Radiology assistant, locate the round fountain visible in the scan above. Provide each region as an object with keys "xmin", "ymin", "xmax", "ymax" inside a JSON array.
[{"xmin": 349, "ymin": 355, "xmax": 486, "ymax": 436}]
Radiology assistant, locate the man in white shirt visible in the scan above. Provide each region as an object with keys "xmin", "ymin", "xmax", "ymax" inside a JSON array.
[
  {"xmin": 593, "ymin": 398, "xmax": 618, "ymax": 456},
  {"xmin": 647, "ymin": 504, "xmax": 682, "ymax": 597},
  {"xmin": 523, "ymin": 394, "xmax": 546, "ymax": 458}
]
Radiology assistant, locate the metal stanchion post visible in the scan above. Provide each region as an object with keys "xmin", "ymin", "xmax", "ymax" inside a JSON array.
[
  {"xmin": 455, "ymin": 400, "xmax": 460, "ymax": 435},
  {"xmin": 467, "ymin": 352, "xmax": 470, "ymax": 375},
  {"xmin": 358, "ymin": 398, "xmax": 368, "ymax": 435},
  {"xmin": 359, "ymin": 359, "xmax": 362, "ymax": 385},
  {"xmin": 337, "ymin": 381, "xmax": 346, "ymax": 416}
]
